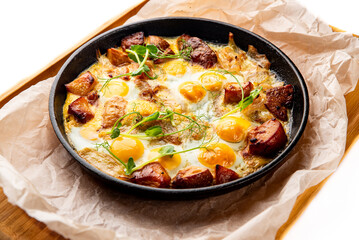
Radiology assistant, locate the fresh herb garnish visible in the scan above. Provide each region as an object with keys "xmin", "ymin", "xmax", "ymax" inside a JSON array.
[
  {"xmin": 95, "ymin": 141, "xmax": 136, "ymax": 175},
  {"xmin": 210, "ymin": 69, "xmax": 262, "ymax": 119},
  {"xmin": 220, "ymin": 86, "xmax": 263, "ymax": 119},
  {"xmin": 99, "ymin": 43, "xmax": 193, "ymax": 92},
  {"xmin": 144, "ymin": 125, "xmax": 163, "ymax": 137},
  {"xmin": 158, "ymin": 145, "xmax": 175, "ymax": 156},
  {"xmin": 108, "ymin": 111, "xmax": 142, "ymax": 139},
  {"xmin": 126, "ymin": 111, "xmax": 160, "ymax": 134},
  {"xmin": 214, "ymin": 69, "xmax": 245, "ymax": 109},
  {"xmin": 129, "ymin": 137, "xmax": 210, "ymax": 174}
]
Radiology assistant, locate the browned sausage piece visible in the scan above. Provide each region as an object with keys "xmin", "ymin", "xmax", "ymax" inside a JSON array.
[
  {"xmin": 247, "ymin": 45, "xmax": 270, "ymax": 69},
  {"xmin": 102, "ymin": 96, "xmax": 127, "ymax": 128},
  {"xmin": 107, "ymin": 48, "xmax": 131, "ymax": 66},
  {"xmin": 131, "ymin": 162, "xmax": 171, "ymax": 188},
  {"xmin": 215, "ymin": 165, "xmax": 239, "ymax": 184},
  {"xmin": 242, "ymin": 118, "xmax": 287, "ymax": 157},
  {"xmin": 176, "ymin": 34, "xmax": 191, "ymax": 50},
  {"xmin": 121, "ymin": 32, "xmax": 145, "ymax": 51},
  {"xmin": 265, "ymin": 85, "xmax": 294, "ymax": 121},
  {"xmin": 172, "ymin": 166, "xmax": 213, "ymax": 188},
  {"xmin": 65, "ymin": 71, "xmax": 98, "ymax": 96},
  {"xmin": 224, "ymin": 81, "xmax": 253, "ymax": 104},
  {"xmin": 68, "ymin": 97, "xmax": 94, "ymax": 124},
  {"xmin": 86, "ymin": 90, "xmax": 99, "ymax": 105},
  {"xmin": 177, "ymin": 34, "xmax": 217, "ymax": 69}
]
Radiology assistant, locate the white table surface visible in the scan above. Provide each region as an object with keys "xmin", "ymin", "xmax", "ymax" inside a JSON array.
[{"xmin": 1, "ymin": 1, "xmax": 358, "ymax": 239}]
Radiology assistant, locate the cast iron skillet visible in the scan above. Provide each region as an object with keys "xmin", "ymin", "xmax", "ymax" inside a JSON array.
[{"xmin": 49, "ymin": 17, "xmax": 309, "ymax": 200}]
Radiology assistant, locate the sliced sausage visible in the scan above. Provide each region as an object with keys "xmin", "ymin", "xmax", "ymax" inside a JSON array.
[
  {"xmin": 102, "ymin": 96, "xmax": 127, "ymax": 128},
  {"xmin": 68, "ymin": 97, "xmax": 94, "ymax": 123},
  {"xmin": 121, "ymin": 32, "xmax": 145, "ymax": 51},
  {"xmin": 265, "ymin": 85, "xmax": 294, "ymax": 121},
  {"xmin": 131, "ymin": 162, "xmax": 171, "ymax": 188},
  {"xmin": 107, "ymin": 48, "xmax": 131, "ymax": 66},
  {"xmin": 65, "ymin": 71, "xmax": 98, "ymax": 96},
  {"xmin": 172, "ymin": 166, "xmax": 213, "ymax": 188},
  {"xmin": 224, "ymin": 81, "xmax": 253, "ymax": 104},
  {"xmin": 215, "ymin": 165, "xmax": 239, "ymax": 184},
  {"xmin": 247, "ymin": 45, "xmax": 270, "ymax": 69},
  {"xmin": 242, "ymin": 118, "xmax": 287, "ymax": 157},
  {"xmin": 177, "ymin": 34, "xmax": 217, "ymax": 69}
]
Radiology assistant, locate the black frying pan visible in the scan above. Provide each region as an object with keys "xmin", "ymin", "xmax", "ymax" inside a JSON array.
[{"xmin": 49, "ymin": 17, "xmax": 309, "ymax": 200}]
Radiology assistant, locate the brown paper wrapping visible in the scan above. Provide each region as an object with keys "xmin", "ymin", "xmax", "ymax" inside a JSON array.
[{"xmin": 1, "ymin": 0, "xmax": 359, "ymax": 239}]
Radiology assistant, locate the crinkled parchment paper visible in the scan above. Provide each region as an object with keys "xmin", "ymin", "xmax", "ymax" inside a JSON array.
[{"xmin": 1, "ymin": 0, "xmax": 359, "ymax": 239}]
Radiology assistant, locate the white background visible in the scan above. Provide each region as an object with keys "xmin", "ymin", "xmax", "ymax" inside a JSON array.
[{"xmin": 1, "ymin": 0, "xmax": 358, "ymax": 239}]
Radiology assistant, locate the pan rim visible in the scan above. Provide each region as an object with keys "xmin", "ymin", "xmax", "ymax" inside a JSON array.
[{"xmin": 49, "ymin": 16, "xmax": 309, "ymax": 199}]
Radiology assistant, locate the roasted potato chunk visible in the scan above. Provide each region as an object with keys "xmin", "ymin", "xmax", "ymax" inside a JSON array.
[
  {"xmin": 224, "ymin": 81, "xmax": 253, "ymax": 104},
  {"xmin": 131, "ymin": 162, "xmax": 171, "ymax": 188},
  {"xmin": 242, "ymin": 118, "xmax": 287, "ymax": 157},
  {"xmin": 172, "ymin": 166, "xmax": 213, "ymax": 188},
  {"xmin": 65, "ymin": 71, "xmax": 98, "ymax": 96},
  {"xmin": 215, "ymin": 165, "xmax": 239, "ymax": 184},
  {"xmin": 68, "ymin": 97, "xmax": 94, "ymax": 123},
  {"xmin": 107, "ymin": 48, "xmax": 131, "ymax": 66},
  {"xmin": 102, "ymin": 96, "xmax": 127, "ymax": 128}
]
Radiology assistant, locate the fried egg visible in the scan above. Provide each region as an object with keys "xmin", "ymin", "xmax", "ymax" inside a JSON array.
[{"xmin": 64, "ymin": 34, "xmax": 291, "ymax": 184}]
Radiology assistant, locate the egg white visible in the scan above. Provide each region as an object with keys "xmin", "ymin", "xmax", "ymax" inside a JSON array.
[{"xmin": 68, "ymin": 59, "xmax": 262, "ymax": 178}]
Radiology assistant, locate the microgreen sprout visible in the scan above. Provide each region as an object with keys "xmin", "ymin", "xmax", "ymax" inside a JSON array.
[
  {"xmin": 108, "ymin": 111, "xmax": 142, "ymax": 139},
  {"xmin": 211, "ymin": 69, "xmax": 262, "ymax": 119},
  {"xmin": 129, "ymin": 135, "xmax": 211, "ymax": 173},
  {"xmin": 95, "ymin": 141, "xmax": 136, "ymax": 175},
  {"xmin": 98, "ymin": 43, "xmax": 193, "ymax": 92},
  {"xmin": 126, "ymin": 111, "xmax": 160, "ymax": 134},
  {"xmin": 220, "ymin": 86, "xmax": 263, "ymax": 119}
]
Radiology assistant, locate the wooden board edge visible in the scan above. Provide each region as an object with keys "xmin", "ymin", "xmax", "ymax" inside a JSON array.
[
  {"xmin": 276, "ymin": 27, "xmax": 359, "ymax": 239},
  {"xmin": 0, "ymin": 0, "xmax": 149, "ymax": 109}
]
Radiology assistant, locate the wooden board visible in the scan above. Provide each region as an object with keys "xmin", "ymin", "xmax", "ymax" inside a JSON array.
[{"xmin": 0, "ymin": 1, "xmax": 357, "ymax": 238}]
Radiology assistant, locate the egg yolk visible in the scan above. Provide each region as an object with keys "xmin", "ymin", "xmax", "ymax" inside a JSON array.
[
  {"xmin": 102, "ymin": 81, "xmax": 129, "ymax": 98},
  {"xmin": 215, "ymin": 116, "xmax": 251, "ymax": 142},
  {"xmin": 163, "ymin": 60, "xmax": 187, "ymax": 76},
  {"xmin": 80, "ymin": 124, "xmax": 99, "ymax": 140},
  {"xmin": 199, "ymin": 72, "xmax": 225, "ymax": 91},
  {"xmin": 198, "ymin": 143, "xmax": 236, "ymax": 169},
  {"xmin": 179, "ymin": 81, "xmax": 206, "ymax": 103},
  {"xmin": 127, "ymin": 100, "xmax": 159, "ymax": 116},
  {"xmin": 148, "ymin": 148, "xmax": 181, "ymax": 170},
  {"xmin": 110, "ymin": 136, "xmax": 144, "ymax": 162}
]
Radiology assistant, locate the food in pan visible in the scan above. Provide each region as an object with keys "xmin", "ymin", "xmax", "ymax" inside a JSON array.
[{"xmin": 63, "ymin": 32, "xmax": 293, "ymax": 189}]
